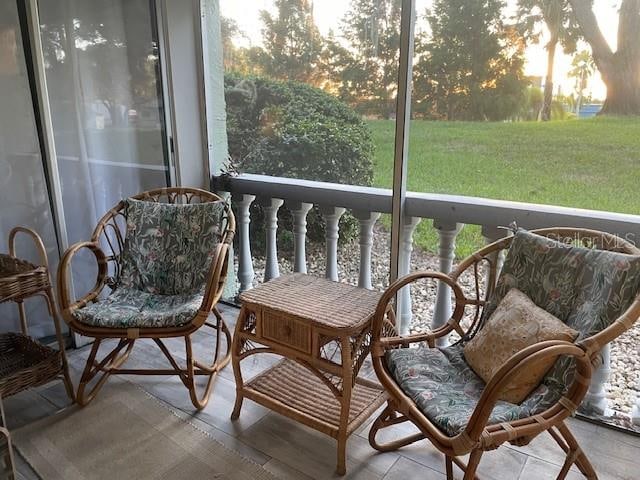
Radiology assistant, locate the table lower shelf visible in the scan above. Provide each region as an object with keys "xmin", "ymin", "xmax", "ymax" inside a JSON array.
[{"xmin": 242, "ymin": 359, "xmax": 387, "ymax": 439}]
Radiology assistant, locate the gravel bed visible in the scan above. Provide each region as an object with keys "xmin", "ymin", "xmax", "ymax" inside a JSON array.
[{"xmin": 234, "ymin": 224, "xmax": 640, "ymax": 416}]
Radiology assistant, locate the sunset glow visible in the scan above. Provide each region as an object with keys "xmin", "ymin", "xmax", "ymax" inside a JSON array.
[{"xmin": 221, "ymin": 0, "xmax": 620, "ymax": 100}]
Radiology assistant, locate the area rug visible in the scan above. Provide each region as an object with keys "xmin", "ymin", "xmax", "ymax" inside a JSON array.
[{"xmin": 13, "ymin": 381, "xmax": 278, "ymax": 480}]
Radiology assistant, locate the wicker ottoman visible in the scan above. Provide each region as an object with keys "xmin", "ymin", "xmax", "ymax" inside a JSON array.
[{"xmin": 230, "ymin": 273, "xmax": 387, "ymax": 475}]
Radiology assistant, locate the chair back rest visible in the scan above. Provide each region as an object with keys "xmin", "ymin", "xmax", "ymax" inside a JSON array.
[
  {"xmin": 480, "ymin": 230, "xmax": 640, "ymax": 346},
  {"xmin": 91, "ymin": 188, "xmax": 235, "ymax": 295}
]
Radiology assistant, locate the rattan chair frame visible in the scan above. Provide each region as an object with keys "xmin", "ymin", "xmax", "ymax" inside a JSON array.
[
  {"xmin": 57, "ymin": 187, "xmax": 236, "ymax": 409},
  {"xmin": 368, "ymin": 227, "xmax": 640, "ymax": 480}
]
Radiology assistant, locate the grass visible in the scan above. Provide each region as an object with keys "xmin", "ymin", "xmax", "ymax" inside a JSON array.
[{"xmin": 367, "ymin": 116, "xmax": 640, "ymax": 258}]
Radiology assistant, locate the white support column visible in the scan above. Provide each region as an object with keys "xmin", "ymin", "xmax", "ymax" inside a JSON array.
[
  {"xmin": 353, "ymin": 210, "xmax": 381, "ymax": 289},
  {"xmin": 320, "ymin": 206, "xmax": 346, "ymax": 282},
  {"xmin": 234, "ymin": 194, "xmax": 255, "ymax": 292},
  {"xmin": 582, "ymin": 344, "xmax": 612, "ymax": 416},
  {"xmin": 397, "ymin": 217, "xmax": 422, "ymax": 335},
  {"xmin": 262, "ymin": 198, "xmax": 284, "ymax": 282},
  {"xmin": 632, "ymin": 375, "xmax": 640, "ymax": 426},
  {"xmin": 287, "ymin": 201, "xmax": 313, "ymax": 274},
  {"xmin": 481, "ymin": 225, "xmax": 507, "ymax": 294},
  {"xmin": 432, "ymin": 220, "xmax": 464, "ymax": 346}
]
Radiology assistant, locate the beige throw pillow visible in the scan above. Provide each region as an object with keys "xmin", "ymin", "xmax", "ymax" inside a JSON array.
[{"xmin": 463, "ymin": 288, "xmax": 578, "ymax": 404}]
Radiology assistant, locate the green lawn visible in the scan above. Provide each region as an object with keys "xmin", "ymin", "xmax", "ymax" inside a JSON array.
[{"xmin": 368, "ymin": 117, "xmax": 640, "ymax": 257}]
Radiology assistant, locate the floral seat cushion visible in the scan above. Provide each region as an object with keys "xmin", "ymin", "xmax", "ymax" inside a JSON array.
[
  {"xmin": 386, "ymin": 344, "xmax": 562, "ymax": 437},
  {"xmin": 74, "ymin": 198, "xmax": 226, "ymax": 329},
  {"xmin": 72, "ymin": 287, "xmax": 202, "ymax": 328},
  {"xmin": 387, "ymin": 230, "xmax": 640, "ymax": 437}
]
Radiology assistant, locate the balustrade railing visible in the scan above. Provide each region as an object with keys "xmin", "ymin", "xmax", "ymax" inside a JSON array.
[{"xmin": 213, "ymin": 173, "xmax": 640, "ymax": 420}]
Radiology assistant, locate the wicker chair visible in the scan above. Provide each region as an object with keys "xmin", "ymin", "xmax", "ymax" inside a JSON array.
[
  {"xmin": 369, "ymin": 227, "xmax": 640, "ymax": 480},
  {"xmin": 57, "ymin": 187, "xmax": 235, "ymax": 409}
]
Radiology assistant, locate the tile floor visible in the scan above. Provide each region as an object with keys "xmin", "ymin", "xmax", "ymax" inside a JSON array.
[{"xmin": 5, "ymin": 304, "xmax": 640, "ymax": 479}]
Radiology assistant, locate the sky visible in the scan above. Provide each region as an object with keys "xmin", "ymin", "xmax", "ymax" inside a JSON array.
[{"xmin": 221, "ymin": 0, "xmax": 621, "ymax": 100}]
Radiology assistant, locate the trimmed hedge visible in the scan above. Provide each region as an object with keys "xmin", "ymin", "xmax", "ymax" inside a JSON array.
[{"xmin": 224, "ymin": 74, "xmax": 375, "ymax": 246}]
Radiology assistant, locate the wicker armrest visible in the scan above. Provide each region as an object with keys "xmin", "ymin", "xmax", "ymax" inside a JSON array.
[
  {"xmin": 462, "ymin": 340, "xmax": 592, "ymax": 444},
  {"xmin": 198, "ymin": 243, "xmax": 230, "ymax": 317},
  {"xmin": 372, "ymin": 271, "xmax": 467, "ymax": 348},
  {"xmin": 57, "ymin": 241, "xmax": 108, "ymax": 317}
]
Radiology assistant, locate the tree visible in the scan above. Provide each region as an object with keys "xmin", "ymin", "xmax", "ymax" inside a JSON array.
[
  {"xmin": 335, "ymin": 0, "xmax": 402, "ymax": 118},
  {"xmin": 414, "ymin": 0, "xmax": 528, "ymax": 121},
  {"xmin": 516, "ymin": 0, "xmax": 580, "ymax": 120},
  {"xmin": 220, "ymin": 16, "xmax": 262, "ymax": 75},
  {"xmin": 568, "ymin": 50, "xmax": 595, "ymax": 114},
  {"xmin": 568, "ymin": 0, "xmax": 640, "ymax": 115},
  {"xmin": 258, "ymin": 0, "xmax": 324, "ymax": 84}
]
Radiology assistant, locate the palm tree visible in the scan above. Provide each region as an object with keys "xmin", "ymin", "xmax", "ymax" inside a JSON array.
[{"xmin": 517, "ymin": 0, "xmax": 580, "ymax": 121}]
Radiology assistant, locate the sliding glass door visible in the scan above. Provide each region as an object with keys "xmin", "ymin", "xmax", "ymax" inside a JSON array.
[
  {"xmin": 0, "ymin": 0, "xmax": 172, "ymax": 341},
  {"xmin": 0, "ymin": 0, "xmax": 61, "ymax": 338},
  {"xmin": 37, "ymin": 0, "xmax": 170, "ymax": 246}
]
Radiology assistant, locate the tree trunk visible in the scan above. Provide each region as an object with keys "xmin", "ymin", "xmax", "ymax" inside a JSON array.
[
  {"xmin": 541, "ymin": 36, "xmax": 558, "ymax": 121},
  {"xmin": 600, "ymin": 55, "xmax": 640, "ymax": 115},
  {"xmin": 569, "ymin": 0, "xmax": 640, "ymax": 115}
]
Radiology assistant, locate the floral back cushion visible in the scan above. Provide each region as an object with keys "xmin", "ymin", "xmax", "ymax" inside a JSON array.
[
  {"xmin": 482, "ymin": 229, "xmax": 640, "ymax": 341},
  {"xmin": 478, "ymin": 229, "xmax": 640, "ymax": 400},
  {"xmin": 118, "ymin": 198, "xmax": 225, "ymax": 295}
]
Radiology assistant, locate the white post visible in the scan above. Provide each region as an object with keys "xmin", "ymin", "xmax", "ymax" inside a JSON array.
[
  {"xmin": 582, "ymin": 344, "xmax": 612, "ymax": 416},
  {"xmin": 632, "ymin": 375, "xmax": 640, "ymax": 426},
  {"xmin": 397, "ymin": 217, "xmax": 422, "ymax": 335},
  {"xmin": 320, "ymin": 206, "xmax": 345, "ymax": 282},
  {"xmin": 262, "ymin": 198, "xmax": 284, "ymax": 282},
  {"xmin": 481, "ymin": 225, "xmax": 507, "ymax": 294},
  {"xmin": 353, "ymin": 210, "xmax": 381, "ymax": 289},
  {"xmin": 234, "ymin": 194, "xmax": 255, "ymax": 292},
  {"xmin": 432, "ymin": 220, "xmax": 464, "ymax": 346},
  {"xmin": 287, "ymin": 201, "xmax": 313, "ymax": 273}
]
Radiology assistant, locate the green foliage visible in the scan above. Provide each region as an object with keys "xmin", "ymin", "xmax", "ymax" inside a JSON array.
[
  {"xmin": 515, "ymin": 0, "xmax": 580, "ymax": 52},
  {"xmin": 224, "ymin": 73, "xmax": 375, "ymax": 245},
  {"xmin": 257, "ymin": 0, "xmax": 325, "ymax": 84},
  {"xmin": 520, "ymin": 87, "xmax": 544, "ymax": 120},
  {"xmin": 329, "ymin": 0, "xmax": 402, "ymax": 118},
  {"xmin": 413, "ymin": 0, "xmax": 529, "ymax": 121}
]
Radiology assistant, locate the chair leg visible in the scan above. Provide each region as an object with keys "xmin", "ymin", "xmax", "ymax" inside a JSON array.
[
  {"xmin": 76, "ymin": 339, "xmax": 134, "ymax": 406},
  {"xmin": 463, "ymin": 449, "xmax": 483, "ymax": 480},
  {"xmin": 445, "ymin": 456, "xmax": 454, "ymax": 480},
  {"xmin": 184, "ymin": 308, "xmax": 232, "ymax": 410},
  {"xmin": 368, "ymin": 404, "xmax": 425, "ymax": 452},
  {"xmin": 550, "ymin": 422, "xmax": 598, "ymax": 480},
  {"xmin": 44, "ymin": 287, "xmax": 75, "ymax": 402}
]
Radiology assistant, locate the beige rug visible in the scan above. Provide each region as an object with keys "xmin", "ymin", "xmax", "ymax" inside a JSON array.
[{"xmin": 13, "ymin": 381, "xmax": 277, "ymax": 480}]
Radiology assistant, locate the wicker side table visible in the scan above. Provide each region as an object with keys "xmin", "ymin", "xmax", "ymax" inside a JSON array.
[
  {"xmin": 0, "ymin": 227, "xmax": 73, "ymax": 400},
  {"xmin": 230, "ymin": 274, "xmax": 388, "ymax": 475}
]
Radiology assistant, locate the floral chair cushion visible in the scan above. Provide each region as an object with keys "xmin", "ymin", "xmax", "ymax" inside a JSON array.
[
  {"xmin": 387, "ymin": 230, "xmax": 640, "ymax": 437},
  {"xmin": 481, "ymin": 229, "xmax": 640, "ymax": 396},
  {"xmin": 72, "ymin": 287, "xmax": 202, "ymax": 329},
  {"xmin": 386, "ymin": 345, "xmax": 563, "ymax": 437},
  {"xmin": 119, "ymin": 198, "xmax": 225, "ymax": 296},
  {"xmin": 483, "ymin": 229, "xmax": 640, "ymax": 340},
  {"xmin": 74, "ymin": 198, "xmax": 226, "ymax": 329}
]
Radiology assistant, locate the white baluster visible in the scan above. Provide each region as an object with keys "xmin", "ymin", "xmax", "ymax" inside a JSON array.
[
  {"xmin": 353, "ymin": 210, "xmax": 381, "ymax": 289},
  {"xmin": 632, "ymin": 375, "xmax": 640, "ymax": 426},
  {"xmin": 234, "ymin": 194, "xmax": 255, "ymax": 292},
  {"xmin": 262, "ymin": 198, "xmax": 284, "ymax": 282},
  {"xmin": 320, "ymin": 206, "xmax": 345, "ymax": 282},
  {"xmin": 432, "ymin": 221, "xmax": 464, "ymax": 346},
  {"xmin": 481, "ymin": 225, "xmax": 507, "ymax": 294},
  {"xmin": 582, "ymin": 344, "xmax": 612, "ymax": 416},
  {"xmin": 397, "ymin": 217, "xmax": 422, "ymax": 335},
  {"xmin": 287, "ymin": 201, "xmax": 313, "ymax": 273}
]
